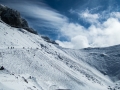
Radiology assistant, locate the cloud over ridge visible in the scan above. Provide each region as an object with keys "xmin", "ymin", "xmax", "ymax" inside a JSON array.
[{"xmin": 57, "ymin": 11, "xmax": 120, "ymax": 49}]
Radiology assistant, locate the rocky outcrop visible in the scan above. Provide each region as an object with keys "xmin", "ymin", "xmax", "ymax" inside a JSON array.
[
  {"xmin": 0, "ymin": 4, "xmax": 37, "ymax": 34},
  {"xmin": 0, "ymin": 4, "xmax": 58, "ymax": 44},
  {"xmin": 0, "ymin": 66, "xmax": 4, "ymax": 70},
  {"xmin": 41, "ymin": 36, "xmax": 59, "ymax": 45}
]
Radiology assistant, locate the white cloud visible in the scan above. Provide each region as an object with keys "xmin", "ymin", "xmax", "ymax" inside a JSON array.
[
  {"xmin": 57, "ymin": 11, "xmax": 120, "ymax": 49},
  {"xmin": 71, "ymin": 35, "xmax": 89, "ymax": 49},
  {"xmin": 111, "ymin": 12, "xmax": 120, "ymax": 19},
  {"xmin": 56, "ymin": 35, "xmax": 89, "ymax": 49},
  {"xmin": 60, "ymin": 23, "xmax": 86, "ymax": 37},
  {"xmin": 88, "ymin": 17, "xmax": 120, "ymax": 47},
  {"xmin": 80, "ymin": 10, "xmax": 99, "ymax": 23}
]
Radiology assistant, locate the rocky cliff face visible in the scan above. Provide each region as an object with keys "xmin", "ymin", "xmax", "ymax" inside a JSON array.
[{"xmin": 0, "ymin": 4, "xmax": 37, "ymax": 34}]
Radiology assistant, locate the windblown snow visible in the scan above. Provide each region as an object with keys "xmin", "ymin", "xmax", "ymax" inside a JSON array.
[{"xmin": 0, "ymin": 19, "xmax": 119, "ymax": 90}]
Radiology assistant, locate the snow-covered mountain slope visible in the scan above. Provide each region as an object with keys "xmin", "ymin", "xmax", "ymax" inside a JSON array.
[
  {"xmin": 0, "ymin": 19, "xmax": 41, "ymax": 48},
  {"xmin": 0, "ymin": 20, "xmax": 118, "ymax": 90},
  {"xmin": 60, "ymin": 45, "xmax": 120, "ymax": 81},
  {"xmin": 0, "ymin": 70, "xmax": 40, "ymax": 90}
]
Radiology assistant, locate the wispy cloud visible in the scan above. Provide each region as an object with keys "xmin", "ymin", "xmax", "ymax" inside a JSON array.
[
  {"xmin": 3, "ymin": 1, "xmax": 68, "ymax": 28},
  {"xmin": 80, "ymin": 9, "xmax": 99, "ymax": 23}
]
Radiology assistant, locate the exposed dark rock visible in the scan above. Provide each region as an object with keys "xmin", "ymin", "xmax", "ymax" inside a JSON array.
[
  {"xmin": 41, "ymin": 36, "xmax": 50, "ymax": 41},
  {"xmin": 0, "ymin": 4, "xmax": 37, "ymax": 34},
  {"xmin": 23, "ymin": 27, "xmax": 38, "ymax": 34},
  {"xmin": 0, "ymin": 66, "xmax": 4, "ymax": 70},
  {"xmin": 41, "ymin": 36, "xmax": 59, "ymax": 45},
  {"xmin": 22, "ymin": 77, "xmax": 28, "ymax": 83}
]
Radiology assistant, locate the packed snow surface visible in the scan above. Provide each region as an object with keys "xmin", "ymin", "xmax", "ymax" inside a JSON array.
[{"xmin": 0, "ymin": 20, "xmax": 119, "ymax": 90}]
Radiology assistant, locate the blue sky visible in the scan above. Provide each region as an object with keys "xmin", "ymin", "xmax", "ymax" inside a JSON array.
[{"xmin": 1, "ymin": 0, "xmax": 120, "ymax": 48}]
